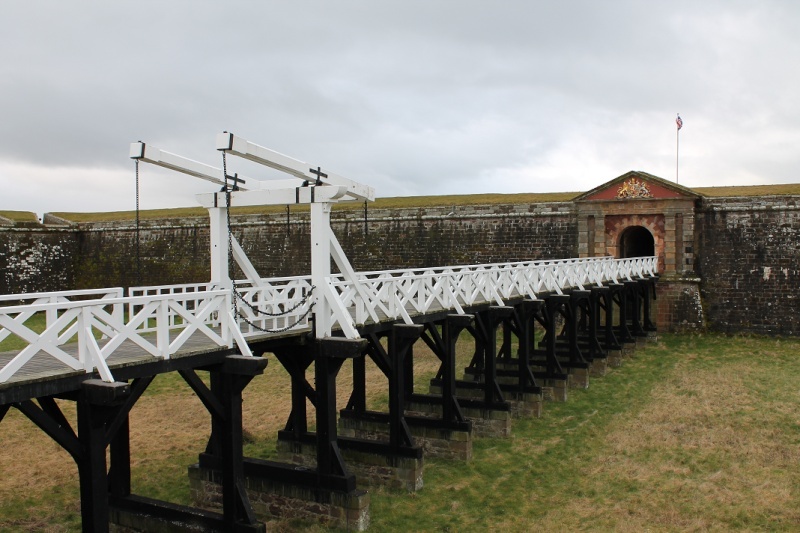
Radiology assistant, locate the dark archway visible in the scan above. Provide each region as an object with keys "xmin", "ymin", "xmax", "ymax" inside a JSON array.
[{"xmin": 619, "ymin": 225, "xmax": 655, "ymax": 258}]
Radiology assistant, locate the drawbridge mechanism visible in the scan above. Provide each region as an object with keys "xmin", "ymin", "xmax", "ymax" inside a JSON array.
[{"xmin": 130, "ymin": 133, "xmax": 376, "ymax": 340}]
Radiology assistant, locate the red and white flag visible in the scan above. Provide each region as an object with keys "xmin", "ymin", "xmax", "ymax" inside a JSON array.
[{"xmin": 676, "ymin": 114, "xmax": 683, "ymax": 130}]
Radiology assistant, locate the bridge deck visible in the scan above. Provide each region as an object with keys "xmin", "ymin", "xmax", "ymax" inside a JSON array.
[
  {"xmin": 0, "ymin": 296, "xmax": 492, "ymax": 403},
  {"xmin": 0, "ymin": 256, "xmax": 658, "ymax": 404},
  {"xmin": 0, "ymin": 326, "xmax": 304, "ymax": 403}
]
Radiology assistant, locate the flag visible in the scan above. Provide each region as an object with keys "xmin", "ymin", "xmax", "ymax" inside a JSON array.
[{"xmin": 676, "ymin": 114, "xmax": 683, "ymax": 130}]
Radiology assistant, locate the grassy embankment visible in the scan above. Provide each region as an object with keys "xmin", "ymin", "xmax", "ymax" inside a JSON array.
[
  {"xmin": 47, "ymin": 192, "xmax": 579, "ymax": 223},
  {"xmin": 1, "ymin": 330, "xmax": 799, "ymax": 532}
]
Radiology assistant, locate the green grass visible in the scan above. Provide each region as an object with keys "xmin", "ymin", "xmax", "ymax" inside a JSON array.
[
  {"xmin": 47, "ymin": 191, "xmax": 581, "ymax": 223},
  {"xmin": 2, "ymin": 333, "xmax": 800, "ymax": 531},
  {"xmin": 693, "ymin": 183, "xmax": 800, "ymax": 197},
  {"xmin": 0, "ymin": 211, "xmax": 40, "ymax": 223},
  {"xmin": 42, "ymin": 182, "xmax": 800, "ymax": 224},
  {"xmin": 368, "ymin": 334, "xmax": 800, "ymax": 531},
  {"xmin": 0, "ymin": 313, "xmax": 47, "ymax": 352}
]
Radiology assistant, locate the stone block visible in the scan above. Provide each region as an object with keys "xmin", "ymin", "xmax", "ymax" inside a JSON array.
[{"xmin": 188, "ymin": 463, "xmax": 370, "ymax": 531}]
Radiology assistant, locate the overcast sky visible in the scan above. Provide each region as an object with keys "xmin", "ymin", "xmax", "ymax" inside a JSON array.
[{"xmin": 1, "ymin": 1, "xmax": 798, "ymax": 216}]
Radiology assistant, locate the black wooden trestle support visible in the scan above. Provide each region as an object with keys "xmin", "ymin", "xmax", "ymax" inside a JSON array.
[
  {"xmin": 343, "ymin": 324, "xmax": 424, "ymax": 454},
  {"xmin": 433, "ymin": 314, "xmax": 474, "ymax": 424},
  {"xmin": 594, "ymin": 285, "xmax": 622, "ymax": 352},
  {"xmin": 470, "ymin": 306, "xmax": 515, "ymax": 407},
  {"xmin": 0, "ymin": 275, "xmax": 658, "ymax": 530},
  {"xmin": 6, "ymin": 354, "xmax": 270, "ymax": 533},
  {"xmin": 273, "ymin": 337, "xmax": 368, "ymax": 492},
  {"xmin": 611, "ymin": 277, "xmax": 658, "ymax": 343}
]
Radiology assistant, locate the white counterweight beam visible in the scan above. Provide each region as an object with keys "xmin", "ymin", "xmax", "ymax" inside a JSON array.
[
  {"xmin": 129, "ymin": 142, "xmax": 249, "ymax": 190},
  {"xmin": 195, "ymin": 185, "xmax": 349, "ymax": 208},
  {"xmin": 216, "ymin": 132, "xmax": 375, "ymax": 202}
]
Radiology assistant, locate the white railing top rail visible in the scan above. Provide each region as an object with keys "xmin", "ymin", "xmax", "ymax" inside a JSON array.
[
  {"xmin": 0, "ymin": 287, "xmax": 124, "ymax": 305},
  {"xmin": 0, "ymin": 255, "xmax": 656, "ymax": 385}
]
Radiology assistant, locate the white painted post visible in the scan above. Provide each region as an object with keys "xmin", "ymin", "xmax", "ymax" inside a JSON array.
[
  {"xmin": 208, "ymin": 205, "xmax": 230, "ymax": 287},
  {"xmin": 157, "ymin": 299, "xmax": 169, "ymax": 358},
  {"xmin": 311, "ymin": 202, "xmax": 332, "ymax": 338}
]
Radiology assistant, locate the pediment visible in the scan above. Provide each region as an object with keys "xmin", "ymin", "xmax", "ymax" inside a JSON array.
[{"xmin": 574, "ymin": 171, "xmax": 701, "ymax": 202}]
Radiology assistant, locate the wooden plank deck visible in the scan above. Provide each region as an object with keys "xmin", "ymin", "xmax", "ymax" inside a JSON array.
[
  {"xmin": 0, "ymin": 327, "xmax": 303, "ymax": 393},
  {"xmin": 0, "ymin": 293, "xmax": 503, "ymax": 401}
]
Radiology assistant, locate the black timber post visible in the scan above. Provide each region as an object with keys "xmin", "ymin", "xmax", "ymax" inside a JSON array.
[
  {"xmin": 108, "ymin": 415, "xmax": 131, "ymax": 498},
  {"xmin": 108, "ymin": 376, "xmax": 154, "ymax": 501},
  {"xmin": 272, "ymin": 345, "xmax": 315, "ymax": 438},
  {"xmin": 442, "ymin": 315, "xmax": 473, "ymax": 423},
  {"xmin": 350, "ymin": 351, "xmax": 367, "ymax": 412},
  {"xmin": 628, "ymin": 280, "xmax": 646, "ymax": 337},
  {"xmin": 543, "ymin": 294, "xmax": 570, "ymax": 377},
  {"xmin": 616, "ymin": 282, "xmax": 634, "ymax": 343},
  {"xmin": 603, "ymin": 284, "xmax": 622, "ymax": 350},
  {"xmin": 516, "ymin": 300, "xmax": 542, "ymax": 393},
  {"xmin": 316, "ymin": 337, "xmax": 367, "ymax": 489},
  {"xmin": 215, "ymin": 355, "xmax": 268, "ymax": 531},
  {"xmin": 476, "ymin": 306, "xmax": 514, "ymax": 405},
  {"xmin": 641, "ymin": 277, "xmax": 658, "ymax": 332},
  {"xmin": 568, "ymin": 291, "xmax": 590, "ymax": 366},
  {"xmin": 588, "ymin": 287, "xmax": 609, "ymax": 358},
  {"xmin": 77, "ymin": 379, "xmax": 131, "ymax": 533},
  {"xmin": 389, "ymin": 324, "xmax": 423, "ymax": 452}
]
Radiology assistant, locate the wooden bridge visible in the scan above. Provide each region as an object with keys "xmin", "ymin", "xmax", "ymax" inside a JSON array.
[{"xmin": 0, "ymin": 134, "xmax": 659, "ymax": 531}]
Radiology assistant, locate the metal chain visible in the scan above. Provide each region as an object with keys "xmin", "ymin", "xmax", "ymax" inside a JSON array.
[
  {"xmin": 237, "ymin": 301, "xmax": 316, "ymax": 334},
  {"xmin": 220, "ymin": 150, "xmax": 309, "ymax": 334},
  {"xmin": 222, "ymin": 150, "xmax": 239, "ymax": 322},
  {"xmin": 234, "ymin": 286, "xmax": 315, "ymax": 317},
  {"xmin": 135, "ymin": 159, "xmax": 141, "ymax": 286}
]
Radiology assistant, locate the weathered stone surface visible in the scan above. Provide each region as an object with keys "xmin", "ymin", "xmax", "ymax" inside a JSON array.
[
  {"xmin": 5, "ymin": 191, "xmax": 800, "ymax": 336},
  {"xmin": 188, "ymin": 463, "xmax": 370, "ymax": 531}
]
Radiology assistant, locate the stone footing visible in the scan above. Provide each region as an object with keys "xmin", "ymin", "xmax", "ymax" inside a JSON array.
[
  {"xmin": 589, "ymin": 357, "xmax": 608, "ymax": 377},
  {"xmin": 529, "ymin": 373, "xmax": 568, "ymax": 402},
  {"xmin": 567, "ymin": 366, "xmax": 590, "ymax": 389},
  {"xmin": 406, "ymin": 400, "xmax": 512, "ymax": 438},
  {"xmin": 606, "ymin": 349, "xmax": 623, "ymax": 367},
  {"xmin": 622, "ymin": 342, "xmax": 636, "ymax": 358},
  {"xmin": 339, "ymin": 414, "xmax": 473, "ymax": 461},
  {"xmin": 275, "ymin": 439, "xmax": 424, "ymax": 492},
  {"xmin": 429, "ymin": 384, "xmax": 542, "ymax": 420},
  {"xmin": 110, "ymin": 507, "xmax": 224, "ymax": 533},
  {"xmin": 187, "ymin": 464, "xmax": 369, "ymax": 531}
]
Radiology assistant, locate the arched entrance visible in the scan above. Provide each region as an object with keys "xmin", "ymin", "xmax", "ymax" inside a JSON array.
[{"xmin": 619, "ymin": 225, "xmax": 655, "ymax": 258}]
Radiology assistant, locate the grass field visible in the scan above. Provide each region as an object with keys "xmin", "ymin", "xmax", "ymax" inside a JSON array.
[{"xmin": 1, "ymin": 333, "xmax": 799, "ymax": 532}]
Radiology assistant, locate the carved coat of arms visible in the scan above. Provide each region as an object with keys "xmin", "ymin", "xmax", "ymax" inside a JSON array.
[{"xmin": 616, "ymin": 178, "xmax": 652, "ymax": 199}]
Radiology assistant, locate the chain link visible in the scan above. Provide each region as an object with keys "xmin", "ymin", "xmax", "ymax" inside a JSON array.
[
  {"xmin": 234, "ymin": 286, "xmax": 315, "ymax": 317},
  {"xmin": 236, "ymin": 301, "xmax": 316, "ymax": 334},
  {"xmin": 221, "ymin": 150, "xmax": 311, "ymax": 334},
  {"xmin": 135, "ymin": 159, "xmax": 141, "ymax": 286}
]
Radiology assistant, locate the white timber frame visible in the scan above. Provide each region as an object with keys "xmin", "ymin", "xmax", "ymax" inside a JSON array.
[
  {"xmin": 0, "ymin": 256, "xmax": 657, "ymax": 384},
  {"xmin": 131, "ymin": 133, "xmax": 376, "ymax": 339},
  {"xmin": 0, "ymin": 133, "xmax": 662, "ymax": 385}
]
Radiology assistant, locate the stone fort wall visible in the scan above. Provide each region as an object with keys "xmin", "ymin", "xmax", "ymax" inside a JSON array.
[
  {"xmin": 695, "ymin": 196, "xmax": 800, "ymax": 336},
  {"xmin": 2, "ymin": 195, "xmax": 800, "ymax": 336},
  {"xmin": 1, "ymin": 202, "xmax": 577, "ymax": 292}
]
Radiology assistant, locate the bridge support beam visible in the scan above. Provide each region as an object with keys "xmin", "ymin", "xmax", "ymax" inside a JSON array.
[{"xmin": 78, "ymin": 380, "xmax": 131, "ymax": 532}]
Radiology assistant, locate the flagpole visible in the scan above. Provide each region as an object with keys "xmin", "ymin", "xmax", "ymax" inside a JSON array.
[{"xmin": 675, "ymin": 113, "xmax": 682, "ymax": 184}]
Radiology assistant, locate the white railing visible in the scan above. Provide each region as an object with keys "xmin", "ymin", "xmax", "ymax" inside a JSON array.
[
  {"xmin": 0, "ymin": 289, "xmax": 250, "ymax": 384},
  {"xmin": 323, "ymin": 256, "xmax": 657, "ymax": 334},
  {"xmin": 127, "ymin": 276, "xmax": 314, "ymax": 336},
  {"xmin": 0, "ymin": 288, "xmax": 125, "ymax": 346},
  {"xmin": 0, "ymin": 256, "xmax": 656, "ymax": 384}
]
